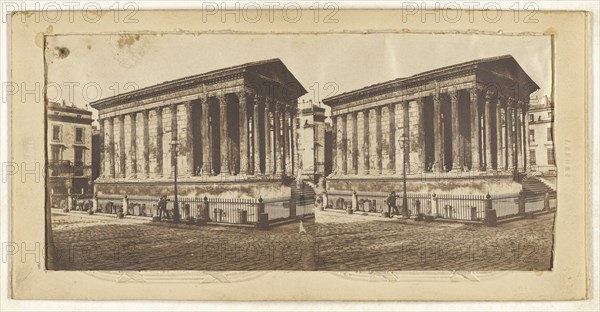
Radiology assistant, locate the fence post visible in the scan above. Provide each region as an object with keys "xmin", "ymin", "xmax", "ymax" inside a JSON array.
[
  {"xmin": 118, "ymin": 195, "xmax": 127, "ymax": 219},
  {"xmin": 92, "ymin": 193, "xmax": 98, "ymax": 212},
  {"xmin": 351, "ymin": 191, "xmax": 358, "ymax": 211},
  {"xmin": 67, "ymin": 191, "xmax": 73, "ymax": 211},
  {"xmin": 257, "ymin": 196, "xmax": 265, "ymax": 215},
  {"xmin": 321, "ymin": 191, "xmax": 328, "ymax": 210},
  {"xmin": 256, "ymin": 196, "xmax": 269, "ymax": 230},
  {"xmin": 485, "ymin": 193, "xmax": 492, "ymax": 210},
  {"xmin": 431, "ymin": 193, "xmax": 438, "ymax": 217},
  {"xmin": 518, "ymin": 191, "xmax": 526, "ymax": 214},
  {"xmin": 543, "ymin": 191, "xmax": 550, "ymax": 211},
  {"xmin": 202, "ymin": 196, "xmax": 210, "ymax": 221},
  {"xmin": 484, "ymin": 193, "xmax": 496, "ymax": 227}
]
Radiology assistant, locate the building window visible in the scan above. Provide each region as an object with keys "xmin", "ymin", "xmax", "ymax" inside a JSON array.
[
  {"xmin": 529, "ymin": 150, "xmax": 536, "ymax": 165},
  {"xmin": 547, "ymin": 148, "xmax": 555, "ymax": 166},
  {"xmin": 529, "ymin": 129, "xmax": 535, "ymax": 142},
  {"xmin": 529, "ymin": 114, "xmax": 534, "ymax": 122},
  {"xmin": 547, "ymin": 127, "xmax": 553, "ymax": 141},
  {"xmin": 52, "ymin": 125, "xmax": 61, "ymax": 141},
  {"xmin": 75, "ymin": 127, "xmax": 84, "ymax": 143},
  {"xmin": 74, "ymin": 148, "xmax": 84, "ymax": 166},
  {"xmin": 50, "ymin": 146, "xmax": 61, "ymax": 162}
]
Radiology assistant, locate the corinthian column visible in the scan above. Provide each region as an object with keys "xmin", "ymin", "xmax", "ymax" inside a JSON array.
[
  {"xmin": 331, "ymin": 115, "xmax": 338, "ymax": 174},
  {"xmin": 516, "ymin": 102, "xmax": 524, "ymax": 172},
  {"xmin": 450, "ymin": 90, "xmax": 461, "ymax": 171},
  {"xmin": 142, "ymin": 110, "xmax": 150, "ymax": 178},
  {"xmin": 155, "ymin": 107, "xmax": 163, "ymax": 177},
  {"xmin": 340, "ymin": 113, "xmax": 348, "ymax": 175},
  {"xmin": 361, "ymin": 109, "xmax": 370, "ymax": 175},
  {"xmin": 433, "ymin": 94, "xmax": 443, "ymax": 172},
  {"xmin": 128, "ymin": 112, "xmax": 137, "ymax": 178},
  {"xmin": 185, "ymin": 101, "xmax": 194, "ymax": 177},
  {"xmin": 496, "ymin": 97, "xmax": 504, "ymax": 171},
  {"xmin": 218, "ymin": 95, "xmax": 230, "ymax": 175},
  {"xmin": 263, "ymin": 98, "xmax": 273, "ymax": 175},
  {"xmin": 388, "ymin": 103, "xmax": 396, "ymax": 174},
  {"xmin": 484, "ymin": 91, "xmax": 494, "ymax": 171},
  {"xmin": 506, "ymin": 98, "xmax": 515, "ymax": 171},
  {"xmin": 238, "ymin": 92, "xmax": 249, "ymax": 175},
  {"xmin": 375, "ymin": 106, "xmax": 382, "ymax": 175},
  {"xmin": 253, "ymin": 95, "xmax": 262, "ymax": 175},
  {"xmin": 273, "ymin": 101, "xmax": 283, "ymax": 176},
  {"xmin": 469, "ymin": 88, "xmax": 480, "ymax": 171},
  {"xmin": 201, "ymin": 96, "xmax": 211, "ymax": 175}
]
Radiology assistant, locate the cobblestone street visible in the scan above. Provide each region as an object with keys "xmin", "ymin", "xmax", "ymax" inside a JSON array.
[{"xmin": 50, "ymin": 210, "xmax": 554, "ymax": 271}]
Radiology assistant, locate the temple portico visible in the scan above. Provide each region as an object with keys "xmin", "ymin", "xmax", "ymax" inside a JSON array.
[
  {"xmin": 323, "ymin": 55, "xmax": 539, "ymax": 194},
  {"xmin": 91, "ymin": 59, "xmax": 306, "ymax": 198}
]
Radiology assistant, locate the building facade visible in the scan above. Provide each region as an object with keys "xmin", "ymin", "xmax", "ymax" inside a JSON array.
[
  {"xmin": 90, "ymin": 59, "xmax": 306, "ymax": 198},
  {"xmin": 47, "ymin": 101, "xmax": 94, "ymax": 195},
  {"xmin": 297, "ymin": 100, "xmax": 327, "ymax": 183},
  {"xmin": 322, "ymin": 55, "xmax": 539, "ymax": 194},
  {"xmin": 527, "ymin": 95, "xmax": 556, "ymax": 175}
]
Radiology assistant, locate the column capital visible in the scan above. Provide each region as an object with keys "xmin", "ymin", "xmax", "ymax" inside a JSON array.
[{"xmin": 448, "ymin": 89, "xmax": 459, "ymax": 102}]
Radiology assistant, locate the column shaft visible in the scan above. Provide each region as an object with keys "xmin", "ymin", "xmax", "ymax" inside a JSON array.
[
  {"xmin": 155, "ymin": 107, "xmax": 163, "ymax": 177},
  {"xmin": 496, "ymin": 99, "xmax": 504, "ymax": 170},
  {"xmin": 201, "ymin": 97, "xmax": 211, "ymax": 174},
  {"xmin": 388, "ymin": 103, "xmax": 396, "ymax": 174},
  {"xmin": 433, "ymin": 94, "xmax": 443, "ymax": 172},
  {"xmin": 361, "ymin": 110, "xmax": 370, "ymax": 174},
  {"xmin": 450, "ymin": 91, "xmax": 461, "ymax": 170},
  {"xmin": 239, "ymin": 92, "xmax": 249, "ymax": 175},
  {"xmin": 142, "ymin": 110, "xmax": 150, "ymax": 178},
  {"xmin": 253, "ymin": 97, "xmax": 262, "ymax": 175},
  {"xmin": 98, "ymin": 119, "xmax": 105, "ymax": 179},
  {"xmin": 340, "ymin": 114, "xmax": 348, "ymax": 175},
  {"xmin": 274, "ymin": 102, "xmax": 283, "ymax": 175},
  {"xmin": 331, "ymin": 115, "xmax": 338, "ymax": 174},
  {"xmin": 185, "ymin": 101, "xmax": 194, "ymax": 176},
  {"xmin": 219, "ymin": 95, "xmax": 230, "ymax": 175},
  {"xmin": 469, "ymin": 88, "xmax": 480, "ymax": 171},
  {"xmin": 523, "ymin": 105, "xmax": 530, "ymax": 171},
  {"xmin": 351, "ymin": 111, "xmax": 358, "ymax": 174},
  {"xmin": 506, "ymin": 100, "xmax": 515, "ymax": 170},
  {"xmin": 375, "ymin": 106, "xmax": 382, "ymax": 174},
  {"xmin": 170, "ymin": 104, "xmax": 178, "ymax": 178},
  {"xmin": 264, "ymin": 99, "xmax": 273, "ymax": 175},
  {"xmin": 282, "ymin": 106, "xmax": 289, "ymax": 175},
  {"xmin": 119, "ymin": 115, "xmax": 126, "ymax": 178},
  {"xmin": 129, "ymin": 113, "xmax": 137, "ymax": 178},
  {"xmin": 484, "ymin": 92, "xmax": 493, "ymax": 170}
]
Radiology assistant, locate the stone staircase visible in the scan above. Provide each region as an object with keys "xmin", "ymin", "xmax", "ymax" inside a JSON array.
[
  {"xmin": 291, "ymin": 180, "xmax": 316, "ymax": 207},
  {"xmin": 522, "ymin": 176, "xmax": 555, "ymax": 200}
]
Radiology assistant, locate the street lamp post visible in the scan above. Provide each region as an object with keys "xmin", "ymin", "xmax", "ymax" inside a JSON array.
[
  {"xmin": 401, "ymin": 134, "xmax": 409, "ymax": 218},
  {"xmin": 170, "ymin": 138, "xmax": 180, "ymax": 222}
]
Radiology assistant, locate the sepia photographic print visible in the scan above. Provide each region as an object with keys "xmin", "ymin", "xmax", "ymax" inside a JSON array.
[{"xmin": 6, "ymin": 7, "xmax": 591, "ymax": 302}]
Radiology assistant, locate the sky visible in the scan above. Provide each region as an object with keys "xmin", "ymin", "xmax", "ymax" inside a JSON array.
[{"xmin": 46, "ymin": 33, "xmax": 551, "ymax": 121}]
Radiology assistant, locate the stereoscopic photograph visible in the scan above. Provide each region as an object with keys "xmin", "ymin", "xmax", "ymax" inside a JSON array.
[{"xmin": 44, "ymin": 31, "xmax": 556, "ymax": 272}]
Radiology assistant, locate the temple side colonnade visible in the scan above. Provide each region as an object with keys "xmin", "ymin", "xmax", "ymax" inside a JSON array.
[{"xmin": 323, "ymin": 55, "xmax": 539, "ymax": 178}]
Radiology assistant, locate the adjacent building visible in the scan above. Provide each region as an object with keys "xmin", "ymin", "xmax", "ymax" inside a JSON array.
[
  {"xmin": 322, "ymin": 55, "xmax": 539, "ymax": 194},
  {"xmin": 527, "ymin": 95, "xmax": 556, "ymax": 175},
  {"xmin": 47, "ymin": 101, "xmax": 94, "ymax": 195},
  {"xmin": 90, "ymin": 59, "xmax": 306, "ymax": 198},
  {"xmin": 297, "ymin": 100, "xmax": 328, "ymax": 183}
]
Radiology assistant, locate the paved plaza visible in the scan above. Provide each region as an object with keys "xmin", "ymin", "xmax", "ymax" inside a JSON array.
[{"xmin": 49, "ymin": 210, "xmax": 554, "ymax": 271}]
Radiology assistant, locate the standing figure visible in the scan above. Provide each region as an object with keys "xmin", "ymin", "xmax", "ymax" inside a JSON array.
[
  {"xmin": 386, "ymin": 191, "xmax": 399, "ymax": 218},
  {"xmin": 157, "ymin": 195, "xmax": 170, "ymax": 221}
]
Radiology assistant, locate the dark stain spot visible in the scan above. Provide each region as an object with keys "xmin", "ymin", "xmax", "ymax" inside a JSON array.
[
  {"xmin": 87, "ymin": 45, "xmax": 92, "ymax": 50},
  {"xmin": 54, "ymin": 47, "xmax": 70, "ymax": 59},
  {"xmin": 117, "ymin": 34, "xmax": 141, "ymax": 49}
]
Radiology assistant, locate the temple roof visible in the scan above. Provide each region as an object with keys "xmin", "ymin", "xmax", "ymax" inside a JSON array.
[
  {"xmin": 90, "ymin": 58, "xmax": 307, "ymax": 109},
  {"xmin": 323, "ymin": 55, "xmax": 540, "ymax": 107}
]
